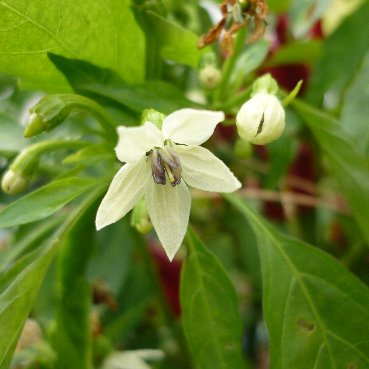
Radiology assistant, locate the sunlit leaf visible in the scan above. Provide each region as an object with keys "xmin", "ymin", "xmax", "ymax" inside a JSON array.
[
  {"xmin": 0, "ymin": 0, "xmax": 145, "ymax": 91},
  {"xmin": 180, "ymin": 228, "xmax": 248, "ymax": 369},
  {"xmin": 226, "ymin": 193, "xmax": 369, "ymax": 369},
  {"xmin": 146, "ymin": 11, "xmax": 202, "ymax": 68}
]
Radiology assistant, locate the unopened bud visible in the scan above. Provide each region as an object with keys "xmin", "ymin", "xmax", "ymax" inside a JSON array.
[
  {"xmin": 199, "ymin": 65, "xmax": 222, "ymax": 90},
  {"xmin": 141, "ymin": 109, "xmax": 166, "ymax": 130},
  {"xmin": 236, "ymin": 92, "xmax": 285, "ymax": 145},
  {"xmin": 1, "ymin": 169, "xmax": 29, "ymax": 194},
  {"xmin": 131, "ymin": 199, "xmax": 152, "ymax": 234},
  {"xmin": 198, "ymin": 52, "xmax": 221, "ymax": 90},
  {"xmin": 24, "ymin": 95, "xmax": 76, "ymax": 138}
]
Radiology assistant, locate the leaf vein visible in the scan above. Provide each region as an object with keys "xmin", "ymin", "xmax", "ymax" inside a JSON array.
[{"xmin": 0, "ymin": 1, "xmax": 76, "ymax": 56}]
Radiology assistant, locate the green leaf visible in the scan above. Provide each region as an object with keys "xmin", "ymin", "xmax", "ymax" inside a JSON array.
[
  {"xmin": 339, "ymin": 50, "xmax": 369, "ymax": 155},
  {"xmin": 146, "ymin": 11, "xmax": 202, "ymax": 68},
  {"xmin": 265, "ymin": 40, "xmax": 322, "ymax": 67},
  {"xmin": 230, "ymin": 40, "xmax": 269, "ymax": 85},
  {"xmin": 226, "ymin": 193, "xmax": 369, "ymax": 369},
  {"xmin": 48, "ymin": 53, "xmax": 123, "ymax": 87},
  {"xmin": 0, "ymin": 113, "xmax": 27, "ymax": 154},
  {"xmin": 292, "ymin": 98, "xmax": 369, "ymax": 246},
  {"xmin": 307, "ymin": 1, "xmax": 369, "ymax": 106},
  {"xmin": 180, "ymin": 228, "xmax": 247, "ymax": 369},
  {"xmin": 0, "ymin": 188, "xmax": 104, "ymax": 369},
  {"xmin": 0, "ymin": 177, "xmax": 104, "ymax": 228},
  {"xmin": 49, "ymin": 54, "xmax": 197, "ymax": 114},
  {"xmin": 81, "ymin": 81, "xmax": 198, "ymax": 114},
  {"xmin": 0, "ymin": 0, "xmax": 145, "ymax": 91},
  {"xmin": 53, "ymin": 200, "xmax": 97, "ymax": 369},
  {"xmin": 0, "ymin": 217, "xmax": 62, "ymax": 271}
]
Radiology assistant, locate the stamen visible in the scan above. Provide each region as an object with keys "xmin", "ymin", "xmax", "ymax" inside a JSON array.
[{"xmin": 150, "ymin": 149, "xmax": 166, "ymax": 185}]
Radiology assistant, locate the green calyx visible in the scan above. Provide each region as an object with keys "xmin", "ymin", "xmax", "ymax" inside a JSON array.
[
  {"xmin": 140, "ymin": 109, "xmax": 166, "ymax": 129},
  {"xmin": 251, "ymin": 74, "xmax": 279, "ymax": 96}
]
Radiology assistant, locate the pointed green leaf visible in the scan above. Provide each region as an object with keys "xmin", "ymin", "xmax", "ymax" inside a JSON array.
[
  {"xmin": 0, "ymin": 0, "xmax": 145, "ymax": 91},
  {"xmin": 0, "ymin": 177, "xmax": 104, "ymax": 228},
  {"xmin": 226, "ymin": 193, "xmax": 369, "ymax": 369},
  {"xmin": 292, "ymin": 98, "xmax": 369, "ymax": 246},
  {"xmin": 0, "ymin": 188, "xmax": 104, "ymax": 369},
  {"xmin": 53, "ymin": 201, "xmax": 97, "ymax": 369},
  {"xmin": 180, "ymin": 228, "xmax": 248, "ymax": 369}
]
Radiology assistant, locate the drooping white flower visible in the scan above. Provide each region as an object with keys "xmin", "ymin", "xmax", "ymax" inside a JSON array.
[
  {"xmin": 236, "ymin": 92, "xmax": 285, "ymax": 145},
  {"xmin": 96, "ymin": 109, "xmax": 241, "ymax": 260}
]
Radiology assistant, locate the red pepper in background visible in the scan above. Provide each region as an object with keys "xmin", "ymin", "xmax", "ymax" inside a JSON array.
[{"xmin": 150, "ymin": 245, "xmax": 182, "ymax": 316}]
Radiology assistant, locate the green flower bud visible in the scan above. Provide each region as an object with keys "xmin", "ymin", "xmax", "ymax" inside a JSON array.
[
  {"xmin": 1, "ymin": 169, "xmax": 29, "ymax": 194},
  {"xmin": 140, "ymin": 109, "xmax": 166, "ymax": 130},
  {"xmin": 199, "ymin": 65, "xmax": 222, "ymax": 90},
  {"xmin": 23, "ymin": 94, "xmax": 117, "ymax": 140},
  {"xmin": 24, "ymin": 95, "xmax": 77, "ymax": 138},
  {"xmin": 236, "ymin": 92, "xmax": 285, "ymax": 145},
  {"xmin": 131, "ymin": 199, "xmax": 152, "ymax": 234}
]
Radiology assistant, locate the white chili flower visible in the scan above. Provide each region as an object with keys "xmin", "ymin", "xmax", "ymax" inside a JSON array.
[
  {"xmin": 236, "ymin": 92, "xmax": 285, "ymax": 145},
  {"xmin": 96, "ymin": 109, "xmax": 241, "ymax": 260}
]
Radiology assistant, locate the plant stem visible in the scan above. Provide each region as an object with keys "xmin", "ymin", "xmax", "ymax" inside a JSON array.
[{"xmin": 216, "ymin": 27, "xmax": 247, "ymax": 103}]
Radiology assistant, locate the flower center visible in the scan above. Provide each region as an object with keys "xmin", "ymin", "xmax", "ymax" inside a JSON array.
[{"xmin": 149, "ymin": 147, "xmax": 182, "ymax": 187}]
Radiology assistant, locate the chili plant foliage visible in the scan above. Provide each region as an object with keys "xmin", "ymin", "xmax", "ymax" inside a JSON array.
[{"xmin": 0, "ymin": 1, "xmax": 369, "ymax": 369}]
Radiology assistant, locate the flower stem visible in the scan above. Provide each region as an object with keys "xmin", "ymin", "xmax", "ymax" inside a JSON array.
[{"xmin": 9, "ymin": 140, "xmax": 89, "ymax": 175}]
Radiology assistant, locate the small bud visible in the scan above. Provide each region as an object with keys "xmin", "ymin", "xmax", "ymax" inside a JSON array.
[
  {"xmin": 131, "ymin": 199, "xmax": 152, "ymax": 234},
  {"xmin": 24, "ymin": 95, "xmax": 75, "ymax": 138},
  {"xmin": 141, "ymin": 109, "xmax": 166, "ymax": 129},
  {"xmin": 1, "ymin": 169, "xmax": 28, "ymax": 194},
  {"xmin": 199, "ymin": 65, "xmax": 222, "ymax": 90},
  {"xmin": 236, "ymin": 92, "xmax": 285, "ymax": 145}
]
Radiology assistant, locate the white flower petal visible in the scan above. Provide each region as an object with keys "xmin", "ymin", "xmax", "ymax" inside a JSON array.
[
  {"xmin": 175, "ymin": 145, "xmax": 241, "ymax": 192},
  {"xmin": 96, "ymin": 157, "xmax": 150, "ymax": 230},
  {"xmin": 162, "ymin": 108, "xmax": 224, "ymax": 145},
  {"xmin": 146, "ymin": 181, "xmax": 191, "ymax": 261},
  {"xmin": 115, "ymin": 122, "xmax": 164, "ymax": 163}
]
